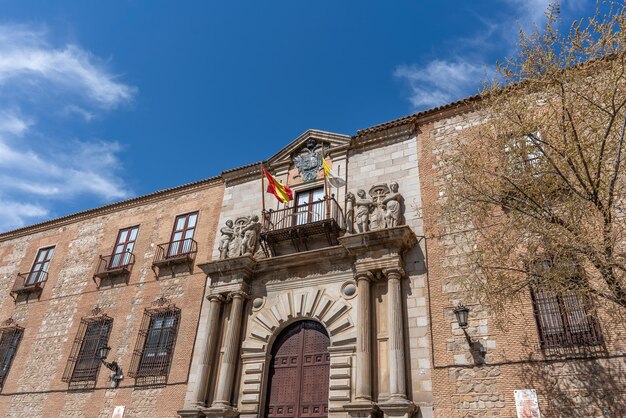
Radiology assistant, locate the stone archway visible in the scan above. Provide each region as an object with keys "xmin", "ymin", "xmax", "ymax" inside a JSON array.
[
  {"xmin": 265, "ymin": 320, "xmax": 330, "ymax": 417},
  {"xmin": 237, "ymin": 288, "xmax": 356, "ymax": 417}
]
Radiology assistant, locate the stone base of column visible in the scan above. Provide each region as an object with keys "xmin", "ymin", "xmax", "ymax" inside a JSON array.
[
  {"xmin": 202, "ymin": 405, "xmax": 240, "ymax": 418},
  {"xmin": 344, "ymin": 400, "xmax": 379, "ymax": 418},
  {"xmin": 378, "ymin": 398, "xmax": 417, "ymax": 418},
  {"xmin": 177, "ymin": 407, "xmax": 206, "ymax": 418}
]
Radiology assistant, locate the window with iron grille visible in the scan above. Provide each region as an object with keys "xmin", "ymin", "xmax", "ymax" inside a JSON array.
[
  {"xmin": 62, "ymin": 316, "xmax": 112, "ymax": 386},
  {"xmin": 529, "ymin": 261, "xmax": 603, "ymax": 349},
  {"xmin": 0, "ymin": 325, "xmax": 23, "ymax": 387},
  {"xmin": 129, "ymin": 306, "xmax": 180, "ymax": 383}
]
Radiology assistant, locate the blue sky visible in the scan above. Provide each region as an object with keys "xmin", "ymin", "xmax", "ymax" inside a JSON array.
[{"xmin": 0, "ymin": 0, "xmax": 592, "ymax": 231}]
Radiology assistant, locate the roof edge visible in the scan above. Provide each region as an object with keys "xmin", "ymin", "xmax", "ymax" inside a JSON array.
[{"xmin": 0, "ymin": 175, "xmax": 223, "ymax": 241}]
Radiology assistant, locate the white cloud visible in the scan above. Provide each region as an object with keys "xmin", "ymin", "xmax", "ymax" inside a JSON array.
[
  {"xmin": 0, "ymin": 199, "xmax": 49, "ymax": 231},
  {"xmin": 394, "ymin": 60, "xmax": 487, "ymax": 109},
  {"xmin": 0, "ymin": 25, "xmax": 135, "ymax": 108},
  {"xmin": 0, "ymin": 24, "xmax": 135, "ymax": 231},
  {"xmin": 394, "ymin": 0, "xmax": 564, "ymax": 110}
]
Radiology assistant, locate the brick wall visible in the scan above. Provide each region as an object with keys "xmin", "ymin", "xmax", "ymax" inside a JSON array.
[
  {"xmin": 419, "ymin": 112, "xmax": 626, "ymax": 417},
  {"xmin": 0, "ymin": 183, "xmax": 224, "ymax": 418}
]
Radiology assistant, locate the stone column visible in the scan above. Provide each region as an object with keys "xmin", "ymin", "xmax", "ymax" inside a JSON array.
[
  {"xmin": 355, "ymin": 271, "xmax": 374, "ymax": 401},
  {"xmin": 180, "ymin": 294, "xmax": 226, "ymax": 418},
  {"xmin": 210, "ymin": 290, "xmax": 247, "ymax": 411},
  {"xmin": 385, "ymin": 268, "xmax": 407, "ymax": 400},
  {"xmin": 378, "ymin": 268, "xmax": 415, "ymax": 418},
  {"xmin": 195, "ymin": 294, "xmax": 225, "ymax": 405}
]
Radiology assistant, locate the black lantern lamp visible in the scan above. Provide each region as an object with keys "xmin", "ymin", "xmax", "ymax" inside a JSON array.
[
  {"xmin": 453, "ymin": 304, "xmax": 470, "ymax": 329},
  {"xmin": 99, "ymin": 345, "xmax": 123, "ymax": 387},
  {"xmin": 453, "ymin": 303, "xmax": 486, "ymax": 362}
]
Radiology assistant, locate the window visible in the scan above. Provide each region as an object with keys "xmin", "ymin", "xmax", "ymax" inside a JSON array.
[
  {"xmin": 62, "ymin": 316, "xmax": 112, "ymax": 387},
  {"xmin": 294, "ymin": 187, "xmax": 325, "ymax": 225},
  {"xmin": 504, "ymin": 132, "xmax": 543, "ymax": 176},
  {"xmin": 0, "ymin": 324, "xmax": 23, "ymax": 387},
  {"xmin": 529, "ymin": 260, "xmax": 603, "ymax": 349},
  {"xmin": 26, "ymin": 246, "xmax": 55, "ymax": 286},
  {"xmin": 110, "ymin": 226, "xmax": 139, "ymax": 269},
  {"xmin": 129, "ymin": 305, "xmax": 180, "ymax": 384},
  {"xmin": 168, "ymin": 212, "xmax": 198, "ymax": 257}
]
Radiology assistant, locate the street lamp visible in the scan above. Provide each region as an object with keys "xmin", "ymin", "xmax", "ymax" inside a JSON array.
[
  {"xmin": 453, "ymin": 303, "xmax": 486, "ymax": 363},
  {"xmin": 453, "ymin": 303, "xmax": 470, "ymax": 329},
  {"xmin": 99, "ymin": 345, "xmax": 123, "ymax": 387}
]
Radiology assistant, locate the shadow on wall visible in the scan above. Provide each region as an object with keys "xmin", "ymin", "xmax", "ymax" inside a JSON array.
[{"xmin": 517, "ymin": 342, "xmax": 626, "ymax": 417}]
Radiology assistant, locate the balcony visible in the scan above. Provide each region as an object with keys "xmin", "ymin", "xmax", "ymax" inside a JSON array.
[
  {"xmin": 152, "ymin": 238, "xmax": 197, "ymax": 276},
  {"xmin": 93, "ymin": 252, "xmax": 135, "ymax": 287},
  {"xmin": 11, "ymin": 270, "xmax": 48, "ymax": 299},
  {"xmin": 261, "ymin": 195, "xmax": 345, "ymax": 256}
]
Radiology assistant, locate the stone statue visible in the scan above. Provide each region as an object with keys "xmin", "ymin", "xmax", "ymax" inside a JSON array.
[
  {"xmin": 218, "ymin": 219, "xmax": 234, "ymax": 259},
  {"xmin": 345, "ymin": 192, "xmax": 355, "ymax": 234},
  {"xmin": 382, "ymin": 181, "xmax": 402, "ymax": 228},
  {"xmin": 355, "ymin": 189, "xmax": 373, "ymax": 233},
  {"xmin": 241, "ymin": 215, "xmax": 262, "ymax": 256},
  {"xmin": 227, "ymin": 217, "xmax": 248, "ymax": 257},
  {"xmin": 368, "ymin": 184, "xmax": 388, "ymax": 231},
  {"xmin": 349, "ymin": 183, "xmax": 405, "ymax": 234}
]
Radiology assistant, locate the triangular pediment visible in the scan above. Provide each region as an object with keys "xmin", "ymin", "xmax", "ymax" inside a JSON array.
[{"xmin": 266, "ymin": 129, "xmax": 351, "ymax": 169}]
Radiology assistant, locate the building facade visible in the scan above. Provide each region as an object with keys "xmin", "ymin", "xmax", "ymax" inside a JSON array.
[
  {"xmin": 0, "ymin": 102, "xmax": 624, "ymax": 418},
  {"xmin": 0, "ymin": 178, "xmax": 224, "ymax": 417}
]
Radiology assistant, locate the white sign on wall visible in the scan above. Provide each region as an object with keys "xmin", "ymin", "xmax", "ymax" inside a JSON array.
[
  {"xmin": 112, "ymin": 406, "xmax": 125, "ymax": 418},
  {"xmin": 514, "ymin": 389, "xmax": 541, "ymax": 418}
]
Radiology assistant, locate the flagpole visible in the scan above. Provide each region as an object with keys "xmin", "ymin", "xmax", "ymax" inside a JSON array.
[
  {"xmin": 260, "ymin": 163, "xmax": 266, "ymax": 214},
  {"xmin": 321, "ymin": 144, "xmax": 329, "ymax": 219}
]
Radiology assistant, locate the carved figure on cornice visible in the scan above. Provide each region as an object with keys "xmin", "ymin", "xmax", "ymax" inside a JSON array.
[
  {"xmin": 355, "ymin": 189, "xmax": 373, "ymax": 233},
  {"xmin": 218, "ymin": 219, "xmax": 235, "ymax": 260},
  {"xmin": 382, "ymin": 181, "xmax": 402, "ymax": 228},
  {"xmin": 368, "ymin": 184, "xmax": 389, "ymax": 230},
  {"xmin": 227, "ymin": 217, "xmax": 249, "ymax": 257},
  {"xmin": 345, "ymin": 191, "xmax": 355, "ymax": 234},
  {"xmin": 364, "ymin": 182, "xmax": 404, "ymax": 231},
  {"xmin": 241, "ymin": 215, "xmax": 262, "ymax": 256},
  {"xmin": 292, "ymin": 139, "xmax": 330, "ymax": 182}
]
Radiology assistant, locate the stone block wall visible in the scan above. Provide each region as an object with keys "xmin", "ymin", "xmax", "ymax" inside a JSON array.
[
  {"xmin": 0, "ymin": 182, "xmax": 223, "ymax": 418},
  {"xmin": 350, "ymin": 128, "xmax": 432, "ymax": 409}
]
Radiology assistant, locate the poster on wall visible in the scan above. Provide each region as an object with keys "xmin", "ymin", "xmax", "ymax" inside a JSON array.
[
  {"xmin": 112, "ymin": 406, "xmax": 125, "ymax": 418},
  {"xmin": 514, "ymin": 389, "xmax": 541, "ymax": 418}
]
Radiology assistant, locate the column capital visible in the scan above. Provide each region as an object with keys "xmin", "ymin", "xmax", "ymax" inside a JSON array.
[
  {"xmin": 228, "ymin": 290, "xmax": 248, "ymax": 301},
  {"xmin": 354, "ymin": 271, "xmax": 375, "ymax": 283},
  {"xmin": 207, "ymin": 294, "xmax": 226, "ymax": 303},
  {"xmin": 383, "ymin": 267, "xmax": 405, "ymax": 280}
]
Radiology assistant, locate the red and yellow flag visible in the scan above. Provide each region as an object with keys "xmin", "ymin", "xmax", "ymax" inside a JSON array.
[{"xmin": 262, "ymin": 167, "xmax": 293, "ymax": 203}]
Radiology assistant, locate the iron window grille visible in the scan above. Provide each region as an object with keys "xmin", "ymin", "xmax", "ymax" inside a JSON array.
[
  {"xmin": 0, "ymin": 323, "xmax": 24, "ymax": 388},
  {"xmin": 529, "ymin": 260, "xmax": 603, "ymax": 349},
  {"xmin": 62, "ymin": 315, "xmax": 113, "ymax": 388},
  {"xmin": 129, "ymin": 304, "xmax": 180, "ymax": 385}
]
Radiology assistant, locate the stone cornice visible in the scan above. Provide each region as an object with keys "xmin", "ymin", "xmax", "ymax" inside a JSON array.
[
  {"xmin": 199, "ymin": 226, "xmax": 419, "ymax": 286},
  {"xmin": 338, "ymin": 225, "xmax": 418, "ymax": 255}
]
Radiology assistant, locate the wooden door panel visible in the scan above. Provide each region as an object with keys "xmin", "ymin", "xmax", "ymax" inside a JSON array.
[{"xmin": 266, "ymin": 321, "xmax": 330, "ymax": 418}]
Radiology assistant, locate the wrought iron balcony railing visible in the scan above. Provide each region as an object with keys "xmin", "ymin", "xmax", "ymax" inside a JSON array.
[
  {"xmin": 11, "ymin": 270, "xmax": 48, "ymax": 298},
  {"xmin": 152, "ymin": 238, "xmax": 197, "ymax": 276},
  {"xmin": 261, "ymin": 195, "xmax": 345, "ymax": 254},
  {"xmin": 93, "ymin": 252, "xmax": 135, "ymax": 286}
]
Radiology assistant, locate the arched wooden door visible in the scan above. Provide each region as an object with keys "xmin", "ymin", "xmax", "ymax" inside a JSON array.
[{"xmin": 265, "ymin": 321, "xmax": 330, "ymax": 417}]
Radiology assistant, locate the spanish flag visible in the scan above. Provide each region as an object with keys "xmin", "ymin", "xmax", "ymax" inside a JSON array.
[
  {"xmin": 262, "ymin": 167, "xmax": 293, "ymax": 203},
  {"xmin": 322, "ymin": 158, "xmax": 346, "ymax": 188}
]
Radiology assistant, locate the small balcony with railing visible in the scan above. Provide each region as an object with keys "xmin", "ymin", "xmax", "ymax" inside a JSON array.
[
  {"xmin": 11, "ymin": 270, "xmax": 48, "ymax": 299},
  {"xmin": 151, "ymin": 238, "xmax": 197, "ymax": 276},
  {"xmin": 93, "ymin": 252, "xmax": 135, "ymax": 287},
  {"xmin": 261, "ymin": 195, "xmax": 345, "ymax": 256}
]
